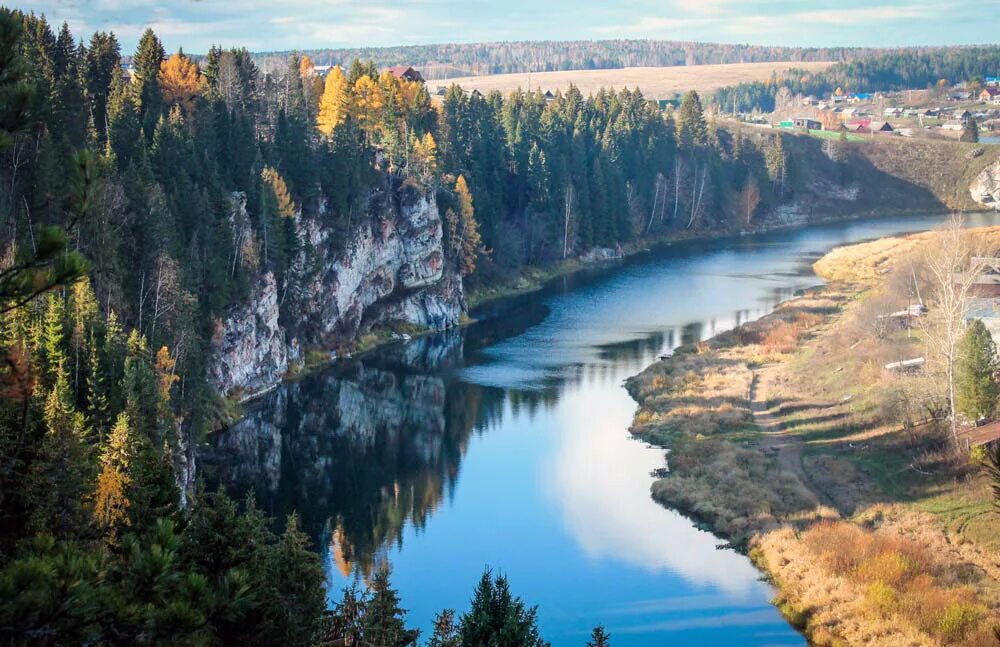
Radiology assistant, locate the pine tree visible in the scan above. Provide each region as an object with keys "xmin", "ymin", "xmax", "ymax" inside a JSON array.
[
  {"xmin": 363, "ymin": 565, "xmax": 420, "ymax": 646},
  {"xmin": 956, "ymin": 319, "xmax": 999, "ymax": 421}
]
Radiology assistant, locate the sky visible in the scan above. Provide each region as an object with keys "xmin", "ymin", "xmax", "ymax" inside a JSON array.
[{"xmin": 10, "ymin": 0, "xmax": 1000, "ymax": 55}]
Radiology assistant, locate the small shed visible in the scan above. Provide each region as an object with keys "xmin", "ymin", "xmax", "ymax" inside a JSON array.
[
  {"xmin": 792, "ymin": 117, "xmax": 822, "ymax": 130},
  {"xmin": 884, "ymin": 357, "xmax": 925, "ymax": 373}
]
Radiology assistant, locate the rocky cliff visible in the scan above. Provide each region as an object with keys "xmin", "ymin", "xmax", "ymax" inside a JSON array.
[
  {"xmin": 971, "ymin": 158, "xmax": 1000, "ymax": 209},
  {"xmin": 209, "ymin": 183, "xmax": 464, "ymax": 397}
]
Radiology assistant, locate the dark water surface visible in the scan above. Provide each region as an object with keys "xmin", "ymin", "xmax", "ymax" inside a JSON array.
[{"xmin": 206, "ymin": 212, "xmax": 1000, "ymax": 646}]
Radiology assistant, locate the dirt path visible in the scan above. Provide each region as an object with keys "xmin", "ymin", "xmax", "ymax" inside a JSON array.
[{"xmin": 750, "ymin": 365, "xmax": 841, "ymax": 513}]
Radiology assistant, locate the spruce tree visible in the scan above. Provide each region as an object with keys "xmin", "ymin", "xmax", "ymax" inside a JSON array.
[
  {"xmin": 363, "ymin": 565, "xmax": 420, "ymax": 646},
  {"xmin": 459, "ymin": 569, "xmax": 547, "ymax": 647},
  {"xmin": 676, "ymin": 90, "xmax": 707, "ymax": 149},
  {"xmin": 133, "ymin": 28, "xmax": 165, "ymax": 132},
  {"xmin": 956, "ymin": 319, "xmax": 999, "ymax": 421},
  {"xmin": 961, "ymin": 118, "xmax": 979, "ymax": 143},
  {"xmin": 428, "ymin": 609, "xmax": 461, "ymax": 647},
  {"xmin": 587, "ymin": 625, "xmax": 611, "ymax": 647}
]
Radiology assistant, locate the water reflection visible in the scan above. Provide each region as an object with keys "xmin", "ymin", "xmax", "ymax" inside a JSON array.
[
  {"xmin": 208, "ymin": 330, "xmax": 476, "ymax": 579},
  {"xmin": 207, "ymin": 212, "xmax": 1000, "ymax": 645}
]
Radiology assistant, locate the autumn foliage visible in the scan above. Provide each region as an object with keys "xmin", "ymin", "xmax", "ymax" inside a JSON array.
[{"xmin": 158, "ymin": 50, "xmax": 206, "ymax": 112}]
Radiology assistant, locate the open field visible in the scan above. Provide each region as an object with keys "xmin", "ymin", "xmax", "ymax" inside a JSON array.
[{"xmin": 426, "ymin": 61, "xmax": 833, "ymax": 99}]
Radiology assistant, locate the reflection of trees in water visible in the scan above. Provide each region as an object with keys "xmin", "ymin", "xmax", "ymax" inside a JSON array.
[
  {"xmin": 205, "ymin": 282, "xmax": 804, "ymax": 581},
  {"xmin": 205, "ymin": 330, "xmax": 482, "ymax": 579}
]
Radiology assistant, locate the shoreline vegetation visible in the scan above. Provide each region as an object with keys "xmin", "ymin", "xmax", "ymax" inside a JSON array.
[{"xmin": 626, "ymin": 225, "xmax": 1000, "ymax": 646}]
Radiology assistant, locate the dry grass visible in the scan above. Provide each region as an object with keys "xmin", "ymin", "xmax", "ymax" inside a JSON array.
[
  {"xmin": 756, "ymin": 524, "xmax": 999, "ymax": 647},
  {"xmin": 813, "ymin": 226, "xmax": 1000, "ymax": 284},
  {"xmin": 427, "ymin": 61, "xmax": 833, "ymax": 100},
  {"xmin": 630, "ymin": 227, "xmax": 1000, "ymax": 645}
]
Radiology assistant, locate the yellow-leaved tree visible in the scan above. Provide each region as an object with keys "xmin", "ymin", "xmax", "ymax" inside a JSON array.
[
  {"xmin": 446, "ymin": 175, "xmax": 482, "ymax": 276},
  {"xmin": 94, "ymin": 413, "xmax": 135, "ymax": 539},
  {"xmin": 410, "ymin": 132, "xmax": 438, "ymax": 180},
  {"xmin": 352, "ymin": 74, "xmax": 384, "ymax": 143},
  {"xmin": 261, "ymin": 167, "xmax": 296, "ymax": 219},
  {"xmin": 158, "ymin": 50, "xmax": 207, "ymax": 113},
  {"xmin": 316, "ymin": 65, "xmax": 351, "ymax": 137},
  {"xmin": 299, "ymin": 54, "xmax": 315, "ymax": 79}
]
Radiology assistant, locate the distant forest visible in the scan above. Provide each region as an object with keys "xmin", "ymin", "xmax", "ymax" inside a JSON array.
[
  {"xmin": 253, "ymin": 39, "xmax": 872, "ymax": 78},
  {"xmin": 714, "ymin": 46, "xmax": 1000, "ymax": 112}
]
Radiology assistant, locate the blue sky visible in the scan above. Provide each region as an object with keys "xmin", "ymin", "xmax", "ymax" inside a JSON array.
[{"xmin": 10, "ymin": 0, "xmax": 999, "ymax": 55}]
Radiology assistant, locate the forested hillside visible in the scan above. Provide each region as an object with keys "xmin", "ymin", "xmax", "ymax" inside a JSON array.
[
  {"xmin": 255, "ymin": 39, "xmax": 864, "ymax": 78},
  {"xmin": 2, "ymin": 7, "xmax": 999, "ymax": 642},
  {"xmin": 714, "ymin": 46, "xmax": 1000, "ymax": 112}
]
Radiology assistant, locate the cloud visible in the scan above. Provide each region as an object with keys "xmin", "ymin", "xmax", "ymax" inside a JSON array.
[{"xmin": 8, "ymin": 0, "xmax": 996, "ymax": 53}]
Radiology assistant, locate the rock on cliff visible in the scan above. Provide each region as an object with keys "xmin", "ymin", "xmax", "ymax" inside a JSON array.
[
  {"xmin": 971, "ymin": 159, "xmax": 1000, "ymax": 209},
  {"xmin": 210, "ymin": 183, "xmax": 464, "ymax": 397}
]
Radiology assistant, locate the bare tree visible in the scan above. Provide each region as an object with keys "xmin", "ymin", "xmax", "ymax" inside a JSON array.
[
  {"xmin": 918, "ymin": 215, "xmax": 996, "ymax": 446},
  {"xmin": 739, "ymin": 172, "xmax": 760, "ymax": 227}
]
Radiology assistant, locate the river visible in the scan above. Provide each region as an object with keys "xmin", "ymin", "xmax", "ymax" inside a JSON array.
[{"xmin": 205, "ymin": 211, "xmax": 1000, "ymax": 646}]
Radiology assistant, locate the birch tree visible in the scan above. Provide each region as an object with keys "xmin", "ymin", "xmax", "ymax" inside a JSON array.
[{"xmin": 919, "ymin": 216, "xmax": 995, "ymax": 446}]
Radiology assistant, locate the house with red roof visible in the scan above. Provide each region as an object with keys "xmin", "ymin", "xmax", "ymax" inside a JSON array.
[{"xmin": 386, "ymin": 66, "xmax": 425, "ymax": 83}]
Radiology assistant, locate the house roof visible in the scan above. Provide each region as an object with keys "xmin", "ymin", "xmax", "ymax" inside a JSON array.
[{"xmin": 387, "ymin": 65, "xmax": 424, "ymax": 82}]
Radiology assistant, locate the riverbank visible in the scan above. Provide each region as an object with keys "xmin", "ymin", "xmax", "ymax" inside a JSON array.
[{"xmin": 626, "ymin": 227, "xmax": 1000, "ymax": 645}]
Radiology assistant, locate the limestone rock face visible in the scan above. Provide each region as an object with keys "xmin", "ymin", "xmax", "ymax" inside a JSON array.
[
  {"xmin": 209, "ymin": 185, "xmax": 464, "ymax": 397},
  {"xmin": 209, "ymin": 272, "xmax": 292, "ymax": 397},
  {"xmin": 971, "ymin": 159, "xmax": 1000, "ymax": 209}
]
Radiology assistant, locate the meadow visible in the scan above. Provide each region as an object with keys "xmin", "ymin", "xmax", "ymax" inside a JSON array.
[{"xmin": 426, "ymin": 61, "xmax": 833, "ymax": 99}]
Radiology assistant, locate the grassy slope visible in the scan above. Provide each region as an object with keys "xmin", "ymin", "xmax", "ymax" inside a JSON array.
[{"xmin": 626, "ymin": 228, "xmax": 1000, "ymax": 646}]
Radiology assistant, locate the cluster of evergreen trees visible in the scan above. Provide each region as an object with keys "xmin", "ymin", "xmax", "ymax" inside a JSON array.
[
  {"xmin": 714, "ymin": 46, "xmax": 1000, "ymax": 113},
  {"xmin": 259, "ymin": 40, "xmax": 866, "ymax": 78},
  {"xmin": 0, "ymin": 8, "xmax": 825, "ymax": 642}
]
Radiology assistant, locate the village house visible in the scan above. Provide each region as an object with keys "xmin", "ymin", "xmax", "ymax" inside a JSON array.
[
  {"xmin": 941, "ymin": 120, "xmax": 965, "ymax": 131},
  {"xmin": 311, "ymin": 65, "xmax": 333, "ymax": 77},
  {"xmin": 780, "ymin": 117, "xmax": 823, "ymax": 130},
  {"xmin": 987, "ymin": 76, "xmax": 1000, "ymax": 87},
  {"xmin": 980, "ymin": 87, "xmax": 1000, "ymax": 103},
  {"xmin": 386, "ymin": 65, "xmax": 425, "ymax": 83}
]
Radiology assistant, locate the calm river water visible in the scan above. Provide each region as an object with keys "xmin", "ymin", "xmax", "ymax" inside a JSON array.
[{"xmin": 206, "ymin": 211, "xmax": 1000, "ymax": 646}]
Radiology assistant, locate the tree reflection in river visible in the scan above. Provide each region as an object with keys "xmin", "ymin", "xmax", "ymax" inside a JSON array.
[{"xmin": 205, "ymin": 215, "xmax": 1000, "ymax": 645}]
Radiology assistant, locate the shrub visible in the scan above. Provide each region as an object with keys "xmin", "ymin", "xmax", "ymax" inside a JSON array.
[
  {"xmin": 865, "ymin": 580, "xmax": 897, "ymax": 617},
  {"xmin": 933, "ymin": 600, "xmax": 986, "ymax": 645}
]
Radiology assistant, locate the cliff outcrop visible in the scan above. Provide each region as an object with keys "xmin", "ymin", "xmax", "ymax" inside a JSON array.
[{"xmin": 210, "ymin": 183, "xmax": 464, "ymax": 397}]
